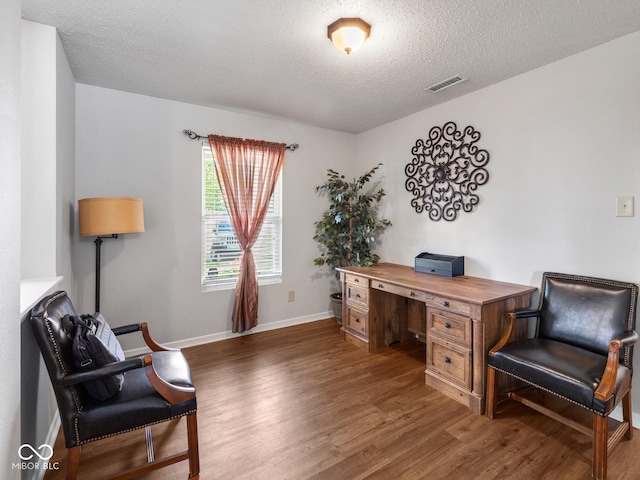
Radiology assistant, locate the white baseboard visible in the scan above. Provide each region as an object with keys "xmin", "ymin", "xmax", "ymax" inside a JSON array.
[
  {"xmin": 124, "ymin": 310, "xmax": 334, "ymax": 357},
  {"xmin": 45, "ymin": 410, "xmax": 61, "ymax": 451}
]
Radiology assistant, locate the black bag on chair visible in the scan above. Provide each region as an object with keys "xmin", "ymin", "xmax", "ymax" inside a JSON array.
[{"xmin": 63, "ymin": 313, "xmax": 126, "ymax": 400}]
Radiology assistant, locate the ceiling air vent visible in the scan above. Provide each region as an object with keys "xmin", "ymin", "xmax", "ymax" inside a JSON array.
[{"xmin": 425, "ymin": 75, "xmax": 467, "ymax": 93}]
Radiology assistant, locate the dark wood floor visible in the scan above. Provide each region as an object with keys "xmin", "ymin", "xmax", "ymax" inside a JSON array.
[{"xmin": 45, "ymin": 319, "xmax": 640, "ymax": 479}]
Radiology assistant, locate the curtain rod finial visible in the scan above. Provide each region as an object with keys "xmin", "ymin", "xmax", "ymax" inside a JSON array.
[
  {"xmin": 183, "ymin": 129, "xmax": 200, "ymax": 140},
  {"xmin": 287, "ymin": 143, "xmax": 299, "ymax": 152}
]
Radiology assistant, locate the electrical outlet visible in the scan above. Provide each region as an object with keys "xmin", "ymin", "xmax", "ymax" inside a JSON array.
[
  {"xmin": 288, "ymin": 290, "xmax": 295, "ymax": 302},
  {"xmin": 616, "ymin": 196, "xmax": 634, "ymax": 217}
]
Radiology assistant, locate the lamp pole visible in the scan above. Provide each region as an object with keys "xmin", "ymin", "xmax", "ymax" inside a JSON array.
[
  {"xmin": 93, "ymin": 234, "xmax": 117, "ymax": 313},
  {"xmin": 94, "ymin": 237, "xmax": 102, "ymax": 312}
]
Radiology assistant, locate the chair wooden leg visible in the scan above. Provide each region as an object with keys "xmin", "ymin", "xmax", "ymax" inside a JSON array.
[
  {"xmin": 622, "ymin": 390, "xmax": 633, "ymax": 440},
  {"xmin": 187, "ymin": 413, "xmax": 200, "ymax": 479},
  {"xmin": 486, "ymin": 367, "xmax": 498, "ymax": 419},
  {"xmin": 593, "ymin": 414, "xmax": 608, "ymax": 480},
  {"xmin": 66, "ymin": 446, "xmax": 81, "ymax": 480}
]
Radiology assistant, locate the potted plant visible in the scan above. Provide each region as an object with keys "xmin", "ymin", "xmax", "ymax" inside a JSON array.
[{"xmin": 313, "ymin": 163, "xmax": 392, "ymax": 322}]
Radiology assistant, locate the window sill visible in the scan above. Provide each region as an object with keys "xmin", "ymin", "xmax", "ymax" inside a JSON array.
[{"xmin": 202, "ymin": 276, "xmax": 282, "ymax": 293}]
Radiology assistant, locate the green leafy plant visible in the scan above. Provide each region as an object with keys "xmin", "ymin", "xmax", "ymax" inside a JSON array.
[{"xmin": 313, "ymin": 163, "xmax": 392, "ymax": 279}]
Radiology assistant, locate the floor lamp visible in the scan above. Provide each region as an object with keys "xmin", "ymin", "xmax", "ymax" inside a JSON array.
[{"xmin": 79, "ymin": 197, "xmax": 145, "ymax": 312}]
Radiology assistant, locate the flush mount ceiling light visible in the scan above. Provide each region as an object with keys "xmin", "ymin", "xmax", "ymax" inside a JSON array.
[{"xmin": 327, "ymin": 18, "xmax": 371, "ymax": 55}]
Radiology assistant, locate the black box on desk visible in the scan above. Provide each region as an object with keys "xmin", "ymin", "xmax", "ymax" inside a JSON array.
[{"xmin": 414, "ymin": 252, "xmax": 464, "ymax": 277}]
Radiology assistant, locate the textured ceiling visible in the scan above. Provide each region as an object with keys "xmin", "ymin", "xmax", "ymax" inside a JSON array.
[{"xmin": 21, "ymin": 0, "xmax": 640, "ymax": 134}]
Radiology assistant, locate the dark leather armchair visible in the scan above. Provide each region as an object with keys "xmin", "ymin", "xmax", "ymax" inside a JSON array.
[
  {"xmin": 487, "ymin": 272, "xmax": 638, "ymax": 480},
  {"xmin": 30, "ymin": 291, "xmax": 200, "ymax": 479}
]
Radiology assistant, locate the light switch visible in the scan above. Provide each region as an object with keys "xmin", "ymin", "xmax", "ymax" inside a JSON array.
[{"xmin": 616, "ymin": 196, "xmax": 634, "ymax": 217}]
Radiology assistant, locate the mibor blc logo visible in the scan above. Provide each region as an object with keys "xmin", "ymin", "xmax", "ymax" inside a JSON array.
[{"xmin": 12, "ymin": 443, "xmax": 60, "ymax": 471}]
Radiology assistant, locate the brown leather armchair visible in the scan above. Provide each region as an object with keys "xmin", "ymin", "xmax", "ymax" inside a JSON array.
[
  {"xmin": 30, "ymin": 291, "xmax": 200, "ymax": 479},
  {"xmin": 487, "ymin": 272, "xmax": 638, "ymax": 480}
]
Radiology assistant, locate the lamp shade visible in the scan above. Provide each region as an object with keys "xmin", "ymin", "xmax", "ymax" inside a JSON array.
[
  {"xmin": 327, "ymin": 18, "xmax": 371, "ymax": 54},
  {"xmin": 79, "ymin": 197, "xmax": 145, "ymax": 236}
]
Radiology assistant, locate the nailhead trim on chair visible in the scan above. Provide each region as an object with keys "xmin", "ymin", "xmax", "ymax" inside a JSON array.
[
  {"xmin": 488, "ymin": 365, "xmax": 627, "ymax": 417},
  {"xmin": 539, "ymin": 273, "xmax": 637, "ymax": 368},
  {"xmin": 77, "ymin": 409, "xmax": 197, "ymax": 445},
  {"xmin": 44, "ymin": 316, "xmax": 82, "ymax": 414}
]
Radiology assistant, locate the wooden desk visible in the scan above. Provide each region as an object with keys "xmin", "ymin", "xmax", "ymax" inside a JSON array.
[{"xmin": 336, "ymin": 263, "xmax": 536, "ymax": 414}]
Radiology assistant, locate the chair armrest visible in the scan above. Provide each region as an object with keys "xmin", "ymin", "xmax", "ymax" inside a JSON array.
[
  {"xmin": 617, "ymin": 330, "xmax": 639, "ymax": 348},
  {"xmin": 594, "ymin": 330, "xmax": 638, "ymax": 401},
  {"xmin": 489, "ymin": 311, "xmax": 531, "ymax": 355},
  {"xmin": 141, "ymin": 322, "xmax": 177, "ymax": 352},
  {"xmin": 61, "ymin": 357, "xmax": 146, "ymax": 386},
  {"xmin": 62, "ymin": 355, "xmax": 195, "ymax": 405},
  {"xmin": 112, "ymin": 322, "xmax": 177, "ymax": 352},
  {"xmin": 142, "ymin": 354, "xmax": 196, "ymax": 404},
  {"xmin": 112, "ymin": 323, "xmax": 142, "ymax": 336},
  {"xmin": 514, "ymin": 309, "xmax": 541, "ymax": 319}
]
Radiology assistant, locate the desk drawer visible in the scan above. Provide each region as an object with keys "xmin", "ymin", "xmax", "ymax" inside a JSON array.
[
  {"xmin": 345, "ymin": 273, "xmax": 368, "ymax": 287},
  {"xmin": 345, "ymin": 307, "xmax": 368, "ymax": 338},
  {"xmin": 372, "ymin": 280, "xmax": 432, "ymax": 303},
  {"xmin": 427, "ymin": 337, "xmax": 471, "ymax": 389},
  {"xmin": 427, "ymin": 308, "xmax": 471, "ymax": 347},
  {"xmin": 426, "ymin": 295, "xmax": 471, "ymax": 316},
  {"xmin": 346, "ymin": 283, "xmax": 368, "ymax": 309}
]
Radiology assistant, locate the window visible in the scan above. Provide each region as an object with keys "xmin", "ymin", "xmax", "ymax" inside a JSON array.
[{"xmin": 201, "ymin": 143, "xmax": 282, "ymax": 290}]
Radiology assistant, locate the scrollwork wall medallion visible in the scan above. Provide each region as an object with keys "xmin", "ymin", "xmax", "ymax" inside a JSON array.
[{"xmin": 405, "ymin": 122, "xmax": 490, "ymax": 221}]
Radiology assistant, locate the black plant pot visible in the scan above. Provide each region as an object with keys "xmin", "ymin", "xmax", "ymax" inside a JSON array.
[{"xmin": 330, "ymin": 292, "xmax": 343, "ymax": 324}]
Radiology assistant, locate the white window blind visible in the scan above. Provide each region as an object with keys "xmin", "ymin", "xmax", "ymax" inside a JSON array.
[{"xmin": 201, "ymin": 143, "xmax": 282, "ymax": 290}]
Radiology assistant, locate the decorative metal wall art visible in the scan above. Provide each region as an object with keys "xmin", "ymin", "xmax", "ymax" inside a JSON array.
[{"xmin": 405, "ymin": 122, "xmax": 490, "ymax": 221}]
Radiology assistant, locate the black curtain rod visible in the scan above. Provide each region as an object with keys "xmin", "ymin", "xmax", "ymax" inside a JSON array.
[{"xmin": 183, "ymin": 129, "xmax": 299, "ymax": 152}]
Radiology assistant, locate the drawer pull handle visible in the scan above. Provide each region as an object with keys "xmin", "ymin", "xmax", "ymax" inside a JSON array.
[
  {"xmin": 356, "ymin": 294, "xmax": 361, "ymax": 298},
  {"xmin": 354, "ymin": 278, "xmax": 359, "ymax": 283},
  {"xmin": 443, "ymin": 301, "xmax": 450, "ymax": 308},
  {"xmin": 444, "ymin": 322, "xmax": 452, "ymax": 329},
  {"xmin": 378, "ymin": 283, "xmax": 384, "ymax": 288},
  {"xmin": 410, "ymin": 291, "xmax": 416, "ymax": 297},
  {"xmin": 355, "ymin": 318, "xmax": 360, "ymax": 323},
  {"xmin": 444, "ymin": 356, "xmax": 452, "ymax": 364}
]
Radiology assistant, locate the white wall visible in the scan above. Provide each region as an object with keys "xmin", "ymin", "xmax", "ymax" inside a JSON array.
[
  {"xmin": 20, "ymin": 21, "xmax": 57, "ymax": 279},
  {"xmin": 1, "ymin": 0, "xmax": 22, "ymax": 477},
  {"xmin": 355, "ymin": 31, "xmax": 640, "ymax": 411},
  {"xmin": 56, "ymin": 33, "xmax": 76, "ymax": 294},
  {"xmin": 20, "ymin": 21, "xmax": 76, "ymax": 293},
  {"xmin": 74, "ymin": 85, "xmax": 354, "ymax": 349}
]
